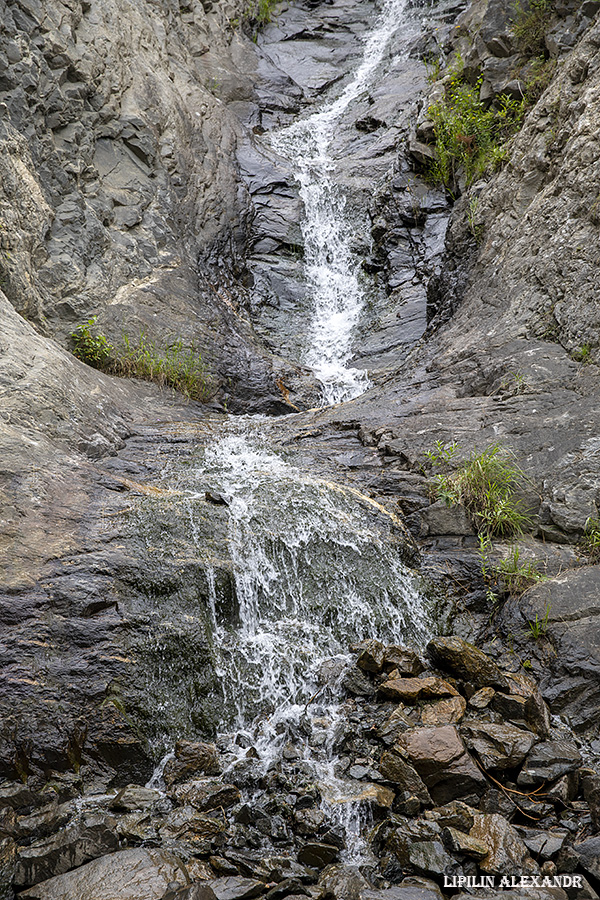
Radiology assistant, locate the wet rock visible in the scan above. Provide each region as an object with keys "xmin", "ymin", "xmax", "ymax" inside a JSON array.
[
  {"xmin": 297, "ymin": 842, "xmax": 339, "ymax": 869},
  {"xmin": 581, "ymin": 770, "xmax": 600, "ymax": 832},
  {"xmin": 396, "ymin": 725, "xmax": 487, "ymax": 804},
  {"xmin": 491, "ymin": 673, "xmax": 551, "ymax": 737},
  {"xmin": 419, "ymin": 501, "xmax": 475, "ymax": 537},
  {"xmin": 479, "ymin": 788, "xmax": 517, "ymax": 821},
  {"xmin": 15, "ymin": 811, "xmax": 120, "ymax": 888},
  {"xmin": 460, "ymin": 722, "xmax": 538, "ymax": 770},
  {"xmin": 378, "ymin": 750, "xmax": 432, "ymax": 810},
  {"xmin": 83, "ymin": 704, "xmax": 154, "ymax": 787},
  {"xmin": 164, "ymin": 741, "xmax": 222, "ymax": 786},
  {"xmin": 172, "ymin": 886, "xmax": 218, "ymax": 900},
  {"xmin": 574, "ymin": 837, "xmax": 600, "ymax": 882},
  {"xmin": 0, "ymin": 782, "xmax": 45, "ymax": 812},
  {"xmin": 264, "ymin": 878, "xmax": 309, "ymax": 898},
  {"xmin": 469, "ymin": 687, "xmax": 495, "ymax": 709},
  {"xmin": 15, "ymin": 800, "xmax": 75, "ymax": 840},
  {"xmin": 170, "ymin": 780, "xmax": 241, "ymax": 812},
  {"xmin": 379, "ymin": 707, "xmax": 414, "ymax": 746},
  {"xmin": 521, "ymin": 830, "xmax": 568, "ymax": 860},
  {"xmin": 382, "ymin": 647, "xmax": 425, "ymax": 676},
  {"xmin": 470, "ymin": 813, "xmax": 532, "ymax": 875},
  {"xmin": 425, "ymin": 800, "xmax": 475, "ymax": 833},
  {"xmin": 442, "ymin": 825, "xmax": 489, "ymax": 859},
  {"xmin": 363, "ymin": 879, "xmax": 444, "ymax": 900},
  {"xmin": 356, "ymin": 640, "xmax": 386, "ymax": 674},
  {"xmin": 343, "ymin": 668, "xmax": 376, "ymax": 698},
  {"xmin": 160, "ymin": 805, "xmax": 225, "ymax": 847},
  {"xmin": 426, "ymin": 637, "xmax": 507, "ymax": 690},
  {"xmin": 110, "ymin": 784, "xmax": 162, "ymax": 811},
  {"xmin": 518, "ymin": 741, "xmax": 582, "ymax": 787},
  {"xmin": 0, "ymin": 837, "xmax": 15, "ymax": 899},
  {"xmin": 116, "ymin": 810, "xmax": 159, "ymax": 844},
  {"xmin": 377, "ymin": 676, "xmax": 458, "ymax": 704},
  {"xmin": 209, "ymin": 877, "xmax": 266, "ymax": 900},
  {"xmin": 17, "ymin": 847, "xmax": 186, "ymax": 899},
  {"xmin": 420, "ymin": 696, "xmax": 466, "ymax": 726}
]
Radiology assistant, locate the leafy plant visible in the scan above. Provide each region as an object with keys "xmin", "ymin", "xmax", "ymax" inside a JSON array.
[
  {"xmin": 71, "ymin": 316, "xmax": 114, "ymax": 369},
  {"xmin": 523, "ymin": 55, "xmax": 556, "ymax": 105},
  {"xmin": 427, "ymin": 70, "xmax": 524, "ymax": 191},
  {"xmin": 572, "ymin": 343, "xmax": 592, "ymax": 364},
  {"xmin": 524, "ymin": 603, "xmax": 551, "ymax": 640},
  {"xmin": 429, "ymin": 442, "xmax": 531, "ymax": 537}
]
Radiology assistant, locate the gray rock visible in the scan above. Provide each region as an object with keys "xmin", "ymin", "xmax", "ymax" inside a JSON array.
[
  {"xmin": 460, "ymin": 722, "xmax": 538, "ymax": 770},
  {"xmin": 15, "ymin": 812, "xmax": 119, "ymax": 888},
  {"xmin": 169, "ymin": 780, "xmax": 241, "ymax": 812},
  {"xmin": 297, "ymin": 842, "xmax": 339, "ymax": 868},
  {"xmin": 396, "ymin": 725, "xmax": 487, "ymax": 804},
  {"xmin": 209, "ymin": 877, "xmax": 266, "ymax": 900},
  {"xmin": 109, "ymin": 784, "xmax": 162, "ymax": 812},
  {"xmin": 17, "ymin": 848, "xmax": 186, "ymax": 899},
  {"xmin": 518, "ymin": 741, "xmax": 582, "ymax": 786},
  {"xmin": 163, "ymin": 741, "xmax": 222, "ymax": 786}
]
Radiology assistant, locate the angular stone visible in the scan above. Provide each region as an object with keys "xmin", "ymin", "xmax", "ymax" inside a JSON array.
[
  {"xmin": 396, "ymin": 725, "xmax": 487, "ymax": 804},
  {"xmin": 460, "ymin": 722, "xmax": 537, "ymax": 770},
  {"xmin": 15, "ymin": 812, "xmax": 119, "ymax": 888},
  {"xmin": 379, "ymin": 707, "xmax": 413, "ymax": 745},
  {"xmin": 492, "ymin": 672, "xmax": 551, "ymax": 737},
  {"xmin": 421, "ymin": 696, "xmax": 466, "ymax": 726},
  {"xmin": 469, "ymin": 687, "xmax": 495, "ymax": 709},
  {"xmin": 521, "ymin": 830, "xmax": 567, "ymax": 860},
  {"xmin": 342, "ymin": 667, "xmax": 375, "ymax": 698},
  {"xmin": 110, "ymin": 784, "xmax": 162, "ymax": 811},
  {"xmin": 382, "ymin": 646, "xmax": 425, "ymax": 676},
  {"xmin": 378, "ymin": 676, "xmax": 458, "ymax": 704},
  {"xmin": 408, "ymin": 841, "xmax": 455, "ymax": 877},
  {"xmin": 163, "ymin": 741, "xmax": 221, "ymax": 786},
  {"xmin": 426, "ymin": 637, "xmax": 507, "ymax": 690},
  {"xmin": 297, "ymin": 842, "xmax": 339, "ymax": 868},
  {"xmin": 442, "ymin": 825, "xmax": 489, "ymax": 859},
  {"xmin": 363, "ymin": 877, "xmax": 444, "ymax": 900},
  {"xmin": 356, "ymin": 639, "xmax": 386, "ymax": 673},
  {"xmin": 17, "ymin": 848, "xmax": 188, "ymax": 899},
  {"xmin": 518, "ymin": 741, "xmax": 582, "ymax": 786},
  {"xmin": 379, "ymin": 749, "xmax": 432, "ymax": 809},
  {"xmin": 209, "ymin": 876, "xmax": 266, "ymax": 900},
  {"xmin": 426, "ymin": 800, "xmax": 476, "ymax": 833},
  {"xmin": 170, "ymin": 779, "xmax": 240, "ymax": 811},
  {"xmin": 470, "ymin": 813, "xmax": 531, "ymax": 875}
]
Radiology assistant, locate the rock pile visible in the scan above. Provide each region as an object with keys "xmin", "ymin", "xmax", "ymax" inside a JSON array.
[{"xmin": 3, "ymin": 637, "xmax": 599, "ymax": 900}]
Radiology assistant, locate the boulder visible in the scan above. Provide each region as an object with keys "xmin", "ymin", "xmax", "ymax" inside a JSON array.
[
  {"xmin": 470, "ymin": 814, "xmax": 532, "ymax": 875},
  {"xmin": 442, "ymin": 825, "xmax": 488, "ymax": 859},
  {"xmin": 378, "ymin": 749, "xmax": 432, "ymax": 810},
  {"xmin": 377, "ymin": 676, "xmax": 458, "ymax": 704},
  {"xmin": 395, "ymin": 725, "xmax": 486, "ymax": 803},
  {"xmin": 297, "ymin": 842, "xmax": 339, "ymax": 868},
  {"xmin": 209, "ymin": 877, "xmax": 266, "ymax": 900},
  {"xmin": 460, "ymin": 722, "xmax": 538, "ymax": 770},
  {"xmin": 15, "ymin": 812, "xmax": 120, "ymax": 888},
  {"xmin": 17, "ymin": 848, "xmax": 190, "ymax": 899},
  {"xmin": 109, "ymin": 785, "xmax": 162, "ymax": 812},
  {"xmin": 426, "ymin": 637, "xmax": 507, "ymax": 690},
  {"xmin": 382, "ymin": 646, "xmax": 425, "ymax": 676},
  {"xmin": 163, "ymin": 741, "xmax": 221, "ymax": 786},
  {"xmin": 491, "ymin": 672, "xmax": 551, "ymax": 737},
  {"xmin": 356, "ymin": 640, "xmax": 386, "ymax": 673},
  {"xmin": 517, "ymin": 741, "xmax": 582, "ymax": 786},
  {"xmin": 169, "ymin": 780, "xmax": 240, "ymax": 811},
  {"xmin": 420, "ymin": 696, "xmax": 466, "ymax": 726}
]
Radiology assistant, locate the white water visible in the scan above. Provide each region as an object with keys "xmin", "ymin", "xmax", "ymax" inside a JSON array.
[
  {"xmin": 174, "ymin": 421, "xmax": 433, "ymax": 862},
  {"xmin": 271, "ymin": 0, "xmax": 409, "ymax": 404}
]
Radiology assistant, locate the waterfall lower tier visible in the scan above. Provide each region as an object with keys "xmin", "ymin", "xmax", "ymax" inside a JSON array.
[{"xmin": 148, "ymin": 418, "xmax": 437, "ymax": 862}]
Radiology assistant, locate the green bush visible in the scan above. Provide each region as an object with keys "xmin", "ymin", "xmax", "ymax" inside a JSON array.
[
  {"xmin": 71, "ymin": 316, "xmax": 114, "ymax": 369},
  {"xmin": 582, "ymin": 518, "xmax": 600, "ymax": 561},
  {"xmin": 427, "ymin": 72, "xmax": 524, "ymax": 190},
  {"xmin": 494, "ymin": 545, "xmax": 545, "ymax": 595},
  {"xmin": 70, "ymin": 319, "xmax": 209, "ymax": 401},
  {"xmin": 428, "ymin": 441, "xmax": 531, "ymax": 537}
]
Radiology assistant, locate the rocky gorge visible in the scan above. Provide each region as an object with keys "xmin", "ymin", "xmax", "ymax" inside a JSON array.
[{"xmin": 2, "ymin": 0, "xmax": 600, "ymax": 897}]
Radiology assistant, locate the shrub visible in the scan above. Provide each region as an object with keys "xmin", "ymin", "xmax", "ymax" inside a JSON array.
[
  {"xmin": 582, "ymin": 518, "xmax": 600, "ymax": 561},
  {"xmin": 494, "ymin": 545, "xmax": 545, "ymax": 595},
  {"xmin": 71, "ymin": 316, "xmax": 114, "ymax": 369},
  {"xmin": 428, "ymin": 441, "xmax": 531, "ymax": 537},
  {"xmin": 427, "ymin": 73, "xmax": 524, "ymax": 191}
]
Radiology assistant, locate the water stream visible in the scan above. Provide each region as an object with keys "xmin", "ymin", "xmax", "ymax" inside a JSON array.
[
  {"xmin": 270, "ymin": 0, "xmax": 410, "ymax": 404},
  {"xmin": 173, "ymin": 419, "xmax": 434, "ymax": 862},
  {"xmin": 150, "ymin": 0, "xmax": 436, "ymax": 865}
]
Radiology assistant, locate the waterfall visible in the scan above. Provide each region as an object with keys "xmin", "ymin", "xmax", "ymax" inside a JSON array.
[
  {"xmin": 271, "ymin": 0, "xmax": 409, "ymax": 404},
  {"xmin": 174, "ymin": 419, "xmax": 433, "ymax": 862}
]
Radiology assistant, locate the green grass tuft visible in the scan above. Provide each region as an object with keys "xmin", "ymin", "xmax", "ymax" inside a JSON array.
[
  {"xmin": 70, "ymin": 318, "xmax": 210, "ymax": 401},
  {"xmin": 428, "ymin": 441, "xmax": 531, "ymax": 538}
]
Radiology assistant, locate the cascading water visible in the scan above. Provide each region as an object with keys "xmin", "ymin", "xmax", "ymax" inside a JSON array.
[
  {"xmin": 271, "ymin": 0, "xmax": 409, "ymax": 404},
  {"xmin": 170, "ymin": 418, "xmax": 435, "ymax": 863}
]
